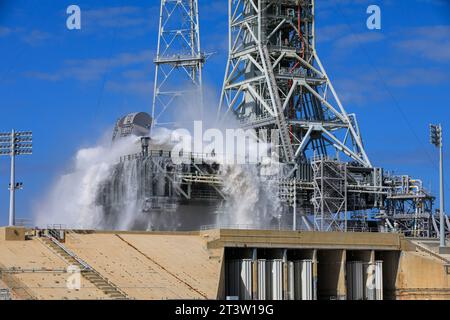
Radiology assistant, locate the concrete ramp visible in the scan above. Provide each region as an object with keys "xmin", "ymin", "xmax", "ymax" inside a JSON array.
[
  {"xmin": 0, "ymin": 227, "xmax": 449, "ymax": 300},
  {"xmin": 0, "ymin": 229, "xmax": 109, "ymax": 300},
  {"xmin": 64, "ymin": 231, "xmax": 223, "ymax": 299}
]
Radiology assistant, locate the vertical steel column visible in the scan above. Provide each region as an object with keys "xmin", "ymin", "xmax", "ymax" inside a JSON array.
[
  {"xmin": 252, "ymin": 248, "xmax": 258, "ymax": 300},
  {"xmin": 312, "ymin": 249, "xmax": 318, "ymax": 300},
  {"xmin": 293, "ymin": 180, "xmax": 297, "ymax": 231},
  {"xmin": 151, "ymin": 1, "xmax": 164, "ymax": 127},
  {"xmin": 282, "ymin": 249, "xmax": 288, "ymax": 300},
  {"xmin": 8, "ymin": 129, "xmax": 15, "ymax": 227},
  {"xmin": 344, "ymin": 164, "xmax": 348, "ymax": 232},
  {"xmin": 0, "ymin": 129, "xmax": 31, "ymax": 226},
  {"xmin": 439, "ymin": 128, "xmax": 446, "ymax": 248}
]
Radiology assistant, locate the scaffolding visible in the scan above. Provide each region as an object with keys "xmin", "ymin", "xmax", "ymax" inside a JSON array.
[{"xmin": 312, "ymin": 157, "xmax": 347, "ymax": 232}]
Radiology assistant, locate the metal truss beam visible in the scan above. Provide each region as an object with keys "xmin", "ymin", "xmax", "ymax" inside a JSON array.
[
  {"xmin": 152, "ymin": 0, "xmax": 205, "ymax": 127},
  {"xmin": 219, "ymin": 0, "xmax": 371, "ymax": 167}
]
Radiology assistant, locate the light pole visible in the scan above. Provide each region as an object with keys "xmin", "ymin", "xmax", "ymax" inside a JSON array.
[
  {"xmin": 430, "ymin": 124, "xmax": 445, "ymax": 248},
  {"xmin": 292, "ymin": 180, "xmax": 297, "ymax": 231},
  {"xmin": 0, "ymin": 130, "xmax": 33, "ymax": 226}
]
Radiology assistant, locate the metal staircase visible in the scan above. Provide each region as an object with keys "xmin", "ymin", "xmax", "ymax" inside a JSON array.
[{"xmin": 40, "ymin": 235, "xmax": 128, "ymax": 300}]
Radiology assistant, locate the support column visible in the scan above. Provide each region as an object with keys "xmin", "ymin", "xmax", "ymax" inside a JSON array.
[
  {"xmin": 252, "ymin": 248, "xmax": 258, "ymax": 300},
  {"xmin": 317, "ymin": 249, "xmax": 346, "ymax": 300},
  {"xmin": 366, "ymin": 250, "xmax": 377, "ymax": 300},
  {"xmin": 9, "ymin": 129, "xmax": 15, "ymax": 227},
  {"xmin": 282, "ymin": 249, "xmax": 288, "ymax": 300},
  {"xmin": 312, "ymin": 249, "xmax": 318, "ymax": 300},
  {"xmin": 337, "ymin": 249, "xmax": 347, "ymax": 300}
]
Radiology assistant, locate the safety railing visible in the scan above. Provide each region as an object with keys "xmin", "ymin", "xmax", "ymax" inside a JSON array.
[
  {"xmin": 0, "ymin": 288, "xmax": 11, "ymax": 300},
  {"xmin": 200, "ymin": 224, "xmax": 383, "ymax": 233},
  {"xmin": 43, "ymin": 235, "xmax": 91, "ymax": 271}
]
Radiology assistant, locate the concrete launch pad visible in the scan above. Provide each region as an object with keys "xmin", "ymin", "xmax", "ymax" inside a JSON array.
[{"xmin": 0, "ymin": 226, "xmax": 449, "ymax": 300}]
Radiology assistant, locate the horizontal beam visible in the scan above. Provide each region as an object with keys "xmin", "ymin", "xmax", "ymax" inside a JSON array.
[{"xmin": 0, "ymin": 131, "xmax": 32, "ymax": 136}]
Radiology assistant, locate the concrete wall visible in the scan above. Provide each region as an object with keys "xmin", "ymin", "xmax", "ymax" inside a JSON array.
[
  {"xmin": 0, "ymin": 227, "xmax": 26, "ymax": 241},
  {"xmin": 395, "ymin": 251, "xmax": 450, "ymax": 300},
  {"xmin": 208, "ymin": 229, "xmax": 402, "ymax": 251},
  {"xmin": 317, "ymin": 250, "xmax": 346, "ymax": 300},
  {"xmin": 376, "ymin": 251, "xmax": 400, "ymax": 300},
  {"xmin": 0, "ymin": 228, "xmax": 449, "ymax": 300}
]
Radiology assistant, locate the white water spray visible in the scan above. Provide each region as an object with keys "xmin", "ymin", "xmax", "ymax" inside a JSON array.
[{"xmin": 34, "ymin": 135, "xmax": 141, "ymax": 229}]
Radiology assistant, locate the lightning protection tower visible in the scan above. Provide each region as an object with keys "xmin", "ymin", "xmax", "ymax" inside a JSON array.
[
  {"xmin": 219, "ymin": 0, "xmax": 371, "ymax": 168},
  {"xmin": 152, "ymin": 0, "xmax": 205, "ymax": 127}
]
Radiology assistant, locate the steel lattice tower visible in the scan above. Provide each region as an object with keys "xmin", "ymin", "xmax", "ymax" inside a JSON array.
[
  {"xmin": 152, "ymin": 0, "xmax": 205, "ymax": 127},
  {"xmin": 219, "ymin": 0, "xmax": 371, "ymax": 168}
]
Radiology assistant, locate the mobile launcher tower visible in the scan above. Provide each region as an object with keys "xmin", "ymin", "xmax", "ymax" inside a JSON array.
[
  {"xmin": 217, "ymin": 0, "xmax": 442, "ymax": 236},
  {"xmin": 102, "ymin": 0, "xmax": 449, "ymax": 238}
]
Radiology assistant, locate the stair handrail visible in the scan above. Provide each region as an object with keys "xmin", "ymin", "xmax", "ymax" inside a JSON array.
[
  {"xmin": 44, "ymin": 235, "xmax": 92, "ymax": 271},
  {"xmin": 414, "ymin": 241, "xmax": 450, "ymax": 264},
  {"xmin": 43, "ymin": 235, "xmax": 130, "ymax": 299}
]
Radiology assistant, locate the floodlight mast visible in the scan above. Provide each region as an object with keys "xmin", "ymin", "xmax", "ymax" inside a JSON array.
[
  {"xmin": 0, "ymin": 129, "xmax": 33, "ymax": 226},
  {"xmin": 9, "ymin": 129, "xmax": 15, "ymax": 226},
  {"xmin": 430, "ymin": 124, "xmax": 446, "ymax": 248}
]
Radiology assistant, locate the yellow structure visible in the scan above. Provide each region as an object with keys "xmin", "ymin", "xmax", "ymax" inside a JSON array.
[{"xmin": 0, "ymin": 227, "xmax": 448, "ymax": 300}]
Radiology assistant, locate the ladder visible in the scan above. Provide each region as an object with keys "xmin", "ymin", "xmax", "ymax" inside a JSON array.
[{"xmin": 40, "ymin": 235, "xmax": 129, "ymax": 299}]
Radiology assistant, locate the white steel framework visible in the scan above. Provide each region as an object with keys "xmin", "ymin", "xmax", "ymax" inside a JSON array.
[
  {"xmin": 0, "ymin": 130, "xmax": 32, "ymax": 226},
  {"xmin": 311, "ymin": 157, "xmax": 347, "ymax": 232},
  {"xmin": 152, "ymin": 0, "xmax": 205, "ymax": 127},
  {"xmin": 219, "ymin": 0, "xmax": 371, "ymax": 167}
]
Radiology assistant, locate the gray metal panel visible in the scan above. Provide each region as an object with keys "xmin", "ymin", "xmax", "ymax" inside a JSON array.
[
  {"xmin": 375, "ymin": 261, "xmax": 383, "ymax": 300},
  {"xmin": 364, "ymin": 262, "xmax": 376, "ymax": 300},
  {"xmin": 362, "ymin": 261, "xmax": 383, "ymax": 300},
  {"xmin": 113, "ymin": 112, "xmax": 152, "ymax": 141},
  {"xmin": 346, "ymin": 263, "xmax": 352, "ymax": 300},
  {"xmin": 293, "ymin": 260, "xmax": 313, "ymax": 300},
  {"xmin": 240, "ymin": 259, "xmax": 253, "ymax": 300},
  {"xmin": 226, "ymin": 260, "xmax": 240, "ymax": 298},
  {"xmin": 300, "ymin": 260, "xmax": 313, "ymax": 300},
  {"xmin": 257, "ymin": 259, "xmax": 267, "ymax": 300},
  {"xmin": 294, "ymin": 261, "xmax": 302, "ymax": 300},
  {"xmin": 347, "ymin": 261, "xmax": 364, "ymax": 300},
  {"xmin": 270, "ymin": 259, "xmax": 283, "ymax": 300},
  {"xmin": 287, "ymin": 261, "xmax": 295, "ymax": 300}
]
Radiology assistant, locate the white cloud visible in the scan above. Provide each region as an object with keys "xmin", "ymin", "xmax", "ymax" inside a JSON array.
[
  {"xmin": 333, "ymin": 67, "xmax": 448, "ymax": 106},
  {"xmin": 334, "ymin": 31, "xmax": 385, "ymax": 49},
  {"xmin": 22, "ymin": 29, "xmax": 51, "ymax": 46},
  {"xmin": 105, "ymin": 68, "xmax": 154, "ymax": 96},
  {"xmin": 105, "ymin": 79, "xmax": 153, "ymax": 96},
  {"xmin": 83, "ymin": 6, "xmax": 152, "ymax": 28},
  {"xmin": 25, "ymin": 50, "xmax": 155, "ymax": 96},
  {"xmin": 26, "ymin": 50, "xmax": 154, "ymax": 82},
  {"xmin": 317, "ymin": 24, "xmax": 385, "ymax": 49},
  {"xmin": 0, "ymin": 26, "xmax": 12, "ymax": 37},
  {"xmin": 396, "ymin": 25, "xmax": 450, "ymax": 62}
]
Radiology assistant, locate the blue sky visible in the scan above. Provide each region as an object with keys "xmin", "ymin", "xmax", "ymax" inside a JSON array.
[{"xmin": 0, "ymin": 0, "xmax": 449, "ymax": 225}]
